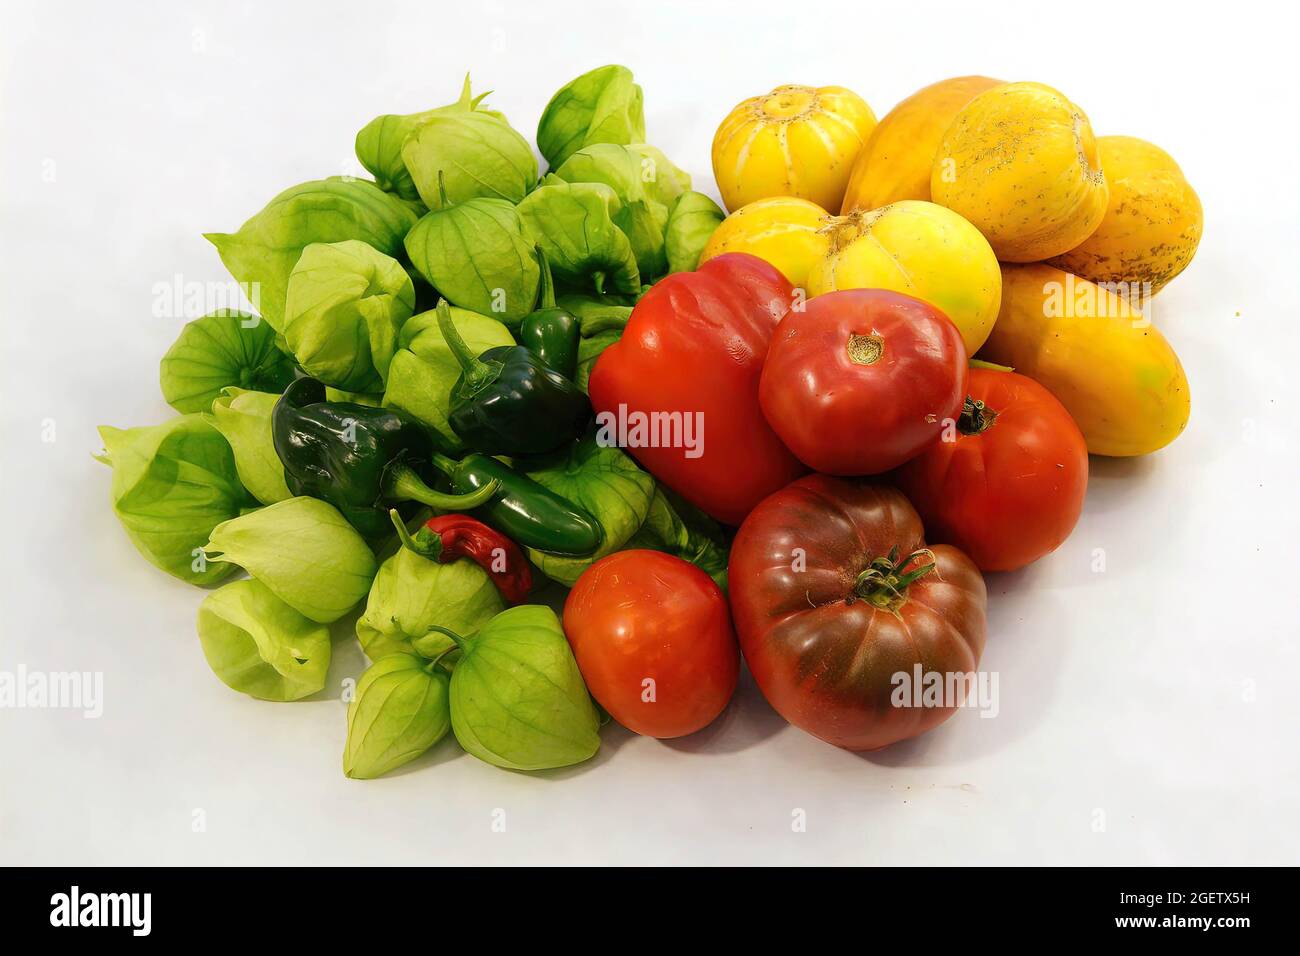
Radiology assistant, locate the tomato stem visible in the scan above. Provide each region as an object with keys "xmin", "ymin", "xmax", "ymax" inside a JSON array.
[
  {"xmin": 849, "ymin": 546, "xmax": 938, "ymax": 612},
  {"xmin": 957, "ymin": 396, "xmax": 998, "ymax": 435}
]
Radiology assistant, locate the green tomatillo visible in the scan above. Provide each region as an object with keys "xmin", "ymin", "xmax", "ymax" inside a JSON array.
[
  {"xmin": 343, "ymin": 652, "xmax": 453, "ymax": 779},
  {"xmin": 433, "ymin": 605, "xmax": 602, "ymax": 772},
  {"xmin": 403, "ymin": 172, "xmax": 540, "ymax": 326}
]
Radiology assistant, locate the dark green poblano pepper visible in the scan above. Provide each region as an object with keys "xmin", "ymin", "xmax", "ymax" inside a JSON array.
[
  {"xmin": 518, "ymin": 249, "xmax": 581, "ymax": 379},
  {"xmin": 438, "ymin": 300, "xmax": 591, "ymax": 456},
  {"xmin": 272, "ymin": 377, "xmax": 498, "ymax": 537}
]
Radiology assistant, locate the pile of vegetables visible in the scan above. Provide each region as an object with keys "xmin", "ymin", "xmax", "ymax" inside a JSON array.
[
  {"xmin": 100, "ymin": 66, "xmax": 726, "ymax": 777},
  {"xmin": 99, "ymin": 67, "xmax": 1201, "ymax": 773}
]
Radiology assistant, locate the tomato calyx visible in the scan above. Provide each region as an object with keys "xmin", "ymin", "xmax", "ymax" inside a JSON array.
[
  {"xmin": 957, "ymin": 396, "xmax": 998, "ymax": 436},
  {"xmin": 847, "ymin": 546, "xmax": 938, "ymax": 613},
  {"xmin": 846, "ymin": 332, "xmax": 884, "ymax": 366}
]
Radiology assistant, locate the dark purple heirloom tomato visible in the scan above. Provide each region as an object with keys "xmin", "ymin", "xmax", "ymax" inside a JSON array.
[{"xmin": 729, "ymin": 476, "xmax": 987, "ymax": 751}]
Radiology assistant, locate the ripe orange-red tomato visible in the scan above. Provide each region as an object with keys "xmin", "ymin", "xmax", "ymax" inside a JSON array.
[
  {"xmin": 759, "ymin": 288, "xmax": 968, "ymax": 475},
  {"xmin": 894, "ymin": 368, "xmax": 1088, "ymax": 571},
  {"xmin": 563, "ymin": 550, "xmax": 739, "ymax": 738}
]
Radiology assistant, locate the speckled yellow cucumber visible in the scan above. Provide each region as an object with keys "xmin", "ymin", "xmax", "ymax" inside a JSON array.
[
  {"xmin": 932, "ymin": 82, "xmax": 1108, "ymax": 263},
  {"xmin": 1049, "ymin": 136, "xmax": 1202, "ymax": 294},
  {"xmin": 978, "ymin": 264, "xmax": 1190, "ymax": 456},
  {"xmin": 842, "ymin": 75, "xmax": 1003, "ymax": 213}
]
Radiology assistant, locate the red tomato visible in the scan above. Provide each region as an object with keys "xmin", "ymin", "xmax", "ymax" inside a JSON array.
[
  {"xmin": 729, "ymin": 477, "xmax": 986, "ymax": 751},
  {"xmin": 563, "ymin": 550, "xmax": 739, "ymax": 738},
  {"xmin": 894, "ymin": 368, "xmax": 1089, "ymax": 571},
  {"xmin": 589, "ymin": 253, "xmax": 806, "ymax": 525},
  {"xmin": 759, "ymin": 288, "xmax": 968, "ymax": 475}
]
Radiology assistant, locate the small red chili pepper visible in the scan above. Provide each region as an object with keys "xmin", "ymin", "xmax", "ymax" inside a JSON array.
[{"xmin": 389, "ymin": 509, "xmax": 532, "ymax": 604}]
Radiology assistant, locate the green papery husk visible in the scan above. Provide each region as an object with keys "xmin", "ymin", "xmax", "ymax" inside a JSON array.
[
  {"xmin": 159, "ymin": 310, "xmax": 295, "ymax": 415},
  {"xmin": 403, "ymin": 197, "xmax": 539, "ymax": 326},
  {"xmin": 204, "ymin": 177, "xmax": 418, "ymax": 330},
  {"xmin": 536, "ymin": 65, "xmax": 645, "ymax": 170},
  {"xmin": 197, "ymin": 578, "xmax": 331, "ymax": 701},
  {"xmin": 517, "ymin": 181, "xmax": 640, "ymax": 296},
  {"xmin": 553, "ymin": 143, "xmax": 690, "ymax": 208},
  {"xmin": 344, "ymin": 653, "xmax": 452, "ymax": 779},
  {"xmin": 283, "ymin": 239, "xmax": 416, "ymax": 393},
  {"xmin": 95, "ymin": 415, "xmax": 252, "ymax": 586},
  {"xmin": 355, "ymin": 74, "xmax": 506, "ymax": 201},
  {"xmin": 552, "ymin": 143, "xmax": 694, "ymax": 280},
  {"xmin": 664, "ymin": 191, "xmax": 725, "ymax": 274},
  {"xmin": 400, "ymin": 110, "xmax": 536, "ymax": 210},
  {"xmin": 356, "ymin": 545, "xmax": 505, "ymax": 663},
  {"xmin": 625, "ymin": 487, "xmax": 732, "ymax": 592},
  {"xmin": 207, "ymin": 387, "xmax": 292, "ymax": 505},
  {"xmin": 203, "ymin": 496, "xmax": 378, "ymax": 623},
  {"xmin": 448, "ymin": 605, "xmax": 600, "ymax": 772},
  {"xmin": 520, "ymin": 434, "xmax": 654, "ymax": 586}
]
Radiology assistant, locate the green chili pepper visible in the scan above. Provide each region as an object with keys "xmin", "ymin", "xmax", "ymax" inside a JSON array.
[
  {"xmin": 518, "ymin": 249, "xmax": 581, "ymax": 379},
  {"xmin": 429, "ymin": 452, "xmax": 603, "ymax": 556},
  {"xmin": 272, "ymin": 377, "xmax": 498, "ymax": 537},
  {"xmin": 438, "ymin": 300, "xmax": 591, "ymax": 456}
]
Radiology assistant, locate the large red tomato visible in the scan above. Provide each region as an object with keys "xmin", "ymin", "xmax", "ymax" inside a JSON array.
[
  {"xmin": 729, "ymin": 476, "xmax": 986, "ymax": 751},
  {"xmin": 589, "ymin": 253, "xmax": 806, "ymax": 526},
  {"xmin": 564, "ymin": 550, "xmax": 738, "ymax": 738},
  {"xmin": 759, "ymin": 288, "xmax": 968, "ymax": 475},
  {"xmin": 894, "ymin": 368, "xmax": 1088, "ymax": 571}
]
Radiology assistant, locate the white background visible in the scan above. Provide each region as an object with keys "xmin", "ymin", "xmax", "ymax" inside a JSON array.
[{"xmin": 2, "ymin": 0, "xmax": 1297, "ymax": 866}]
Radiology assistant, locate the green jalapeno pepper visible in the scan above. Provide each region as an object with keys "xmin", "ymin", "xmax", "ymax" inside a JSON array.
[
  {"xmin": 429, "ymin": 452, "xmax": 603, "ymax": 556},
  {"xmin": 518, "ymin": 249, "xmax": 581, "ymax": 379}
]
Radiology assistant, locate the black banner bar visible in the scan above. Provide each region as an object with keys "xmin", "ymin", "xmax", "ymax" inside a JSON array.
[{"xmin": 0, "ymin": 867, "xmax": 1283, "ymax": 941}]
